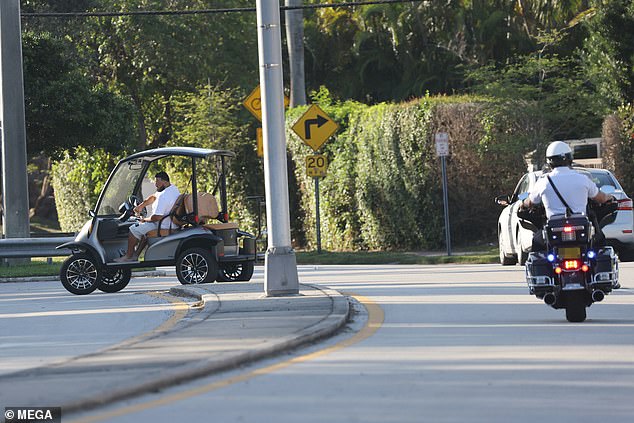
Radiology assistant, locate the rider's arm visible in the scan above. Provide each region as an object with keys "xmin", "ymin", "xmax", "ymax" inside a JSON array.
[
  {"xmin": 591, "ymin": 191, "xmax": 615, "ymax": 204},
  {"xmin": 521, "ymin": 198, "xmax": 533, "ymax": 209}
]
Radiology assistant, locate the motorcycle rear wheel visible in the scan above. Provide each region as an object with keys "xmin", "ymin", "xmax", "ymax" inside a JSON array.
[{"xmin": 565, "ymin": 292, "xmax": 587, "ymax": 323}]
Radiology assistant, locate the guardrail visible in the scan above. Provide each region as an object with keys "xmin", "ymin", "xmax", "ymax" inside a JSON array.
[{"xmin": 0, "ymin": 237, "xmax": 75, "ymax": 259}]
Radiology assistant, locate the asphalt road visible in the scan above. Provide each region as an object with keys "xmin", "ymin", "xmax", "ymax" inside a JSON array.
[
  {"xmin": 0, "ymin": 277, "xmax": 188, "ymax": 377},
  {"xmin": 65, "ymin": 263, "xmax": 634, "ymax": 423}
]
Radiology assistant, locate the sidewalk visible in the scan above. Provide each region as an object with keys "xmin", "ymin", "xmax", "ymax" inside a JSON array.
[{"xmin": 0, "ymin": 282, "xmax": 349, "ymax": 413}]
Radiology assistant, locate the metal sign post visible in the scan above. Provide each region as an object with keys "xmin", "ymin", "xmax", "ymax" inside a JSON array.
[
  {"xmin": 314, "ymin": 177, "xmax": 322, "ymax": 253},
  {"xmin": 305, "ymin": 154, "xmax": 327, "ymax": 253},
  {"xmin": 435, "ymin": 132, "xmax": 451, "ymax": 256}
]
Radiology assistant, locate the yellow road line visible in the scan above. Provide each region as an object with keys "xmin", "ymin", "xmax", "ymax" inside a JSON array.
[{"xmin": 69, "ymin": 293, "xmax": 383, "ymax": 423}]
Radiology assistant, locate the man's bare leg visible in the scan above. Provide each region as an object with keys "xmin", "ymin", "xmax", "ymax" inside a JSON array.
[
  {"xmin": 120, "ymin": 233, "xmax": 139, "ymax": 259},
  {"xmin": 133, "ymin": 236, "xmax": 148, "ymax": 260}
]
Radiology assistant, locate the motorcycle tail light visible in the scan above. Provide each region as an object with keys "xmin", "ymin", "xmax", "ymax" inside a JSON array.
[
  {"xmin": 563, "ymin": 259, "xmax": 580, "ymax": 270},
  {"xmin": 618, "ymin": 198, "xmax": 633, "ymax": 211}
]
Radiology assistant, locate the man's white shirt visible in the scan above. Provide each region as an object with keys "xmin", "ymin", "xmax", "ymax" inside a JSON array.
[
  {"xmin": 528, "ymin": 167, "xmax": 598, "ymax": 219},
  {"xmin": 151, "ymin": 184, "xmax": 180, "ymax": 228}
]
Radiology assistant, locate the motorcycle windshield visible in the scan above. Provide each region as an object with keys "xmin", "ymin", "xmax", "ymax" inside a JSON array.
[{"xmin": 95, "ymin": 159, "xmax": 146, "ymax": 216}]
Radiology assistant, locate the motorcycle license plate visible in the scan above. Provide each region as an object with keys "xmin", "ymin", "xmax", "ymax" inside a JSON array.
[{"xmin": 559, "ymin": 247, "xmax": 581, "ymax": 259}]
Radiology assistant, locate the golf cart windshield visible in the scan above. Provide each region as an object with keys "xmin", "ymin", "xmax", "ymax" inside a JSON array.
[{"xmin": 95, "ymin": 159, "xmax": 146, "ymax": 216}]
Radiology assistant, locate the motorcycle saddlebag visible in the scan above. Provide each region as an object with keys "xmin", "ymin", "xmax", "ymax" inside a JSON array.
[
  {"xmin": 526, "ymin": 254, "xmax": 554, "ymax": 278},
  {"xmin": 595, "ymin": 253, "xmax": 614, "ymax": 273}
]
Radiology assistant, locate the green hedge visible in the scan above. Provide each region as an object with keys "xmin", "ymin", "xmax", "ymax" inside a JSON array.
[
  {"xmin": 51, "ymin": 147, "xmax": 120, "ymax": 232},
  {"xmin": 286, "ymin": 93, "xmax": 528, "ymax": 250},
  {"xmin": 603, "ymin": 105, "xmax": 634, "ymax": 195}
]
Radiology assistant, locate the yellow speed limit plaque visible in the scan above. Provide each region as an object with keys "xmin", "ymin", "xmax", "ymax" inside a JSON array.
[{"xmin": 306, "ymin": 154, "xmax": 328, "ymax": 178}]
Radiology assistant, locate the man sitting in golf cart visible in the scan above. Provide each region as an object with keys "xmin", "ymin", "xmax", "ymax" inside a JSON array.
[{"xmin": 114, "ymin": 171, "xmax": 180, "ymax": 262}]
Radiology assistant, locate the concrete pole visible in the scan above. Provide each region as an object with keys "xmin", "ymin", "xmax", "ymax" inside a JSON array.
[
  {"xmin": 256, "ymin": 0, "xmax": 299, "ymax": 295},
  {"xmin": 0, "ymin": 0, "xmax": 30, "ymax": 244}
]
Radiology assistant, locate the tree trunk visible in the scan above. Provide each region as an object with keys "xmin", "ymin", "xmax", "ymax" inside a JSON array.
[{"xmin": 285, "ymin": 0, "xmax": 307, "ymax": 106}]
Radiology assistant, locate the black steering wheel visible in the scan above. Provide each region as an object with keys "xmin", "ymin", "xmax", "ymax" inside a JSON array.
[{"xmin": 118, "ymin": 195, "xmax": 143, "ymax": 222}]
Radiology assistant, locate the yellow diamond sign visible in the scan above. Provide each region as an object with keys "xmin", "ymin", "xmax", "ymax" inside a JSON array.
[
  {"xmin": 291, "ymin": 104, "xmax": 339, "ymax": 152},
  {"xmin": 243, "ymin": 85, "xmax": 289, "ymax": 121}
]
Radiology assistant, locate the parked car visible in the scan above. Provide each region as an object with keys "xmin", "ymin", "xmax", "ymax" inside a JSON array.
[{"xmin": 496, "ymin": 167, "xmax": 634, "ymax": 265}]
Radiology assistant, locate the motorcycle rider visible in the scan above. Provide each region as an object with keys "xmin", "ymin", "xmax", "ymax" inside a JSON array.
[{"xmin": 520, "ymin": 141, "xmax": 615, "ymax": 252}]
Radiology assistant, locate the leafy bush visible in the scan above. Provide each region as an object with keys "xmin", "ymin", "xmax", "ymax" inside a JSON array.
[
  {"xmin": 51, "ymin": 147, "xmax": 121, "ymax": 232},
  {"xmin": 285, "ymin": 92, "xmax": 529, "ymax": 250},
  {"xmin": 603, "ymin": 105, "xmax": 634, "ymax": 194}
]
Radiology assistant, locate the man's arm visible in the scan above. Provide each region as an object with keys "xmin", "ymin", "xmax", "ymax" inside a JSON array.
[
  {"xmin": 134, "ymin": 194, "xmax": 157, "ymax": 214},
  {"xmin": 142, "ymin": 213, "xmax": 164, "ymax": 223},
  {"xmin": 591, "ymin": 191, "xmax": 615, "ymax": 204}
]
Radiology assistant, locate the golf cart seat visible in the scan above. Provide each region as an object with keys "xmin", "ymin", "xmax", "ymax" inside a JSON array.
[{"xmin": 184, "ymin": 192, "xmax": 239, "ymax": 230}]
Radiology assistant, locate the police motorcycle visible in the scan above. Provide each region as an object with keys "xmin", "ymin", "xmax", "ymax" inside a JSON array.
[{"xmin": 520, "ymin": 187, "xmax": 619, "ymax": 322}]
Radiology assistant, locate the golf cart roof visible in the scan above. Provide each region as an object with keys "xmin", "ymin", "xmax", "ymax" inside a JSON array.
[{"xmin": 123, "ymin": 147, "xmax": 235, "ymax": 162}]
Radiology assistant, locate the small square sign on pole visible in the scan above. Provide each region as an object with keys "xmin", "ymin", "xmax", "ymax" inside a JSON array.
[{"xmin": 435, "ymin": 132, "xmax": 450, "ymax": 157}]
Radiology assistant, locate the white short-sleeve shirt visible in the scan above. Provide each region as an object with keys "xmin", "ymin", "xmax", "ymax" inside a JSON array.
[
  {"xmin": 528, "ymin": 167, "xmax": 599, "ymax": 219},
  {"xmin": 151, "ymin": 184, "xmax": 180, "ymax": 229}
]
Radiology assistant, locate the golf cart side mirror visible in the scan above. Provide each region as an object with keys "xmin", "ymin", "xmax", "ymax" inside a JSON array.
[
  {"xmin": 600, "ymin": 185, "xmax": 616, "ymax": 194},
  {"xmin": 495, "ymin": 194, "xmax": 510, "ymax": 206}
]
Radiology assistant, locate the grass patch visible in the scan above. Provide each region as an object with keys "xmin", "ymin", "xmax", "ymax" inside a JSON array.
[
  {"xmin": 0, "ymin": 257, "xmax": 157, "ymax": 279},
  {"xmin": 295, "ymin": 249, "xmax": 498, "ymax": 265},
  {"xmin": 0, "ymin": 257, "xmax": 63, "ymax": 278}
]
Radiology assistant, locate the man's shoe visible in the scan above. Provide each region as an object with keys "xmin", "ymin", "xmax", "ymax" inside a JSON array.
[{"xmin": 114, "ymin": 256, "xmax": 135, "ymax": 263}]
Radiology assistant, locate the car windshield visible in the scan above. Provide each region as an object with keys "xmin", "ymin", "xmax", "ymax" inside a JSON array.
[{"xmin": 95, "ymin": 159, "xmax": 146, "ymax": 215}]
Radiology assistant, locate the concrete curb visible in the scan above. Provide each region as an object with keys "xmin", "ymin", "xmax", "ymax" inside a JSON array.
[{"xmin": 58, "ymin": 283, "xmax": 350, "ymax": 414}]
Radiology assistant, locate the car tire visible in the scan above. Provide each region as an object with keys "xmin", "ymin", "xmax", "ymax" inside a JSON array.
[
  {"xmin": 98, "ymin": 268, "xmax": 132, "ymax": 293},
  {"xmin": 60, "ymin": 253, "xmax": 102, "ymax": 295},
  {"xmin": 176, "ymin": 248, "xmax": 217, "ymax": 285},
  {"xmin": 499, "ymin": 232, "xmax": 517, "ymax": 266}
]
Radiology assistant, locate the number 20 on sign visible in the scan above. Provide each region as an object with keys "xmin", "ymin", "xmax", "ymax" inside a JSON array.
[{"xmin": 306, "ymin": 154, "xmax": 328, "ymax": 178}]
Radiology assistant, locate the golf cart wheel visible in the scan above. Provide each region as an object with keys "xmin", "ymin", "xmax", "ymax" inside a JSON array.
[
  {"xmin": 176, "ymin": 248, "xmax": 217, "ymax": 285},
  {"xmin": 98, "ymin": 268, "xmax": 132, "ymax": 293},
  {"xmin": 217, "ymin": 261, "xmax": 255, "ymax": 282},
  {"xmin": 60, "ymin": 253, "xmax": 103, "ymax": 295}
]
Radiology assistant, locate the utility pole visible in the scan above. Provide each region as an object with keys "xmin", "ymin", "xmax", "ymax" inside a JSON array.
[
  {"xmin": 256, "ymin": 0, "xmax": 299, "ymax": 296},
  {"xmin": 285, "ymin": 0, "xmax": 306, "ymax": 106},
  {"xmin": 0, "ymin": 1, "xmax": 30, "ymax": 247}
]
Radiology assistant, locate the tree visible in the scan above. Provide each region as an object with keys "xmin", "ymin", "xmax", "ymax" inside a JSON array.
[
  {"xmin": 581, "ymin": 0, "xmax": 634, "ymax": 111},
  {"xmin": 78, "ymin": 0, "xmax": 258, "ymax": 150},
  {"xmin": 467, "ymin": 54, "xmax": 602, "ymax": 160},
  {"xmin": 22, "ymin": 31, "xmax": 136, "ymax": 158}
]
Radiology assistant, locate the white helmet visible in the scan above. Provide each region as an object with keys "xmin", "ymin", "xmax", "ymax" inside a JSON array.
[{"xmin": 546, "ymin": 141, "xmax": 573, "ymax": 167}]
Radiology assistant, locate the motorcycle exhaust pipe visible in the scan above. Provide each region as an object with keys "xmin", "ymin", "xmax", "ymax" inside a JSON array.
[
  {"xmin": 543, "ymin": 292, "xmax": 557, "ymax": 306},
  {"xmin": 592, "ymin": 290, "xmax": 605, "ymax": 303}
]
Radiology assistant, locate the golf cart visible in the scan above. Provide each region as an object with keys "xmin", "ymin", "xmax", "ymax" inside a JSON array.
[{"xmin": 57, "ymin": 147, "xmax": 257, "ymax": 295}]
